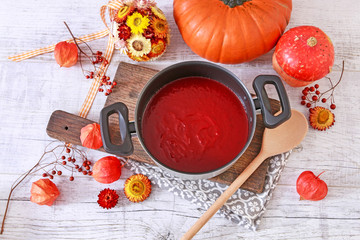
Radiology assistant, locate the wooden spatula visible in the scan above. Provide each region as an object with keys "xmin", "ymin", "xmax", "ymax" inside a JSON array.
[{"xmin": 181, "ymin": 109, "xmax": 308, "ymax": 240}]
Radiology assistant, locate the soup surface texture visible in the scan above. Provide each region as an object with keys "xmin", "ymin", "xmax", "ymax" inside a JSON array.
[{"xmin": 142, "ymin": 77, "xmax": 248, "ymax": 173}]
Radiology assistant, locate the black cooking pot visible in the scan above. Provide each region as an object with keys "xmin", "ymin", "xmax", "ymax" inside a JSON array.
[{"xmin": 100, "ymin": 61, "xmax": 291, "ymax": 179}]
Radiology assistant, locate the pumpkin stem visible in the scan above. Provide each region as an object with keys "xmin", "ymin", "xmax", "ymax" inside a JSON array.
[
  {"xmin": 307, "ymin": 37, "xmax": 318, "ymax": 47},
  {"xmin": 220, "ymin": 0, "xmax": 251, "ymax": 8}
]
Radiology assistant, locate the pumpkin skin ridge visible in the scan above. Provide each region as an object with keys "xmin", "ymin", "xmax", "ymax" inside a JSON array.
[
  {"xmin": 174, "ymin": 0, "xmax": 292, "ymax": 64},
  {"xmin": 174, "ymin": 0, "xmax": 221, "ymax": 61},
  {"xmin": 198, "ymin": 15, "xmax": 224, "ymax": 62},
  {"xmin": 216, "ymin": 5, "xmax": 252, "ymax": 63},
  {"xmin": 217, "ymin": 6, "xmax": 237, "ymax": 63},
  {"xmin": 206, "ymin": 5, "xmax": 241, "ymax": 64},
  {"xmin": 222, "ymin": 3, "xmax": 259, "ymax": 63},
  {"xmin": 240, "ymin": 4, "xmax": 268, "ymax": 58},
  {"xmin": 273, "ymin": 0, "xmax": 293, "ymax": 16},
  {"xmin": 233, "ymin": 1, "xmax": 286, "ymax": 63},
  {"xmin": 195, "ymin": 2, "xmax": 234, "ymax": 63},
  {"xmin": 217, "ymin": 8, "xmax": 228, "ymax": 63},
  {"xmin": 203, "ymin": 6, "xmax": 229, "ymax": 62},
  {"xmin": 181, "ymin": 3, "xmax": 211, "ymax": 41},
  {"xmin": 174, "ymin": 1, "xmax": 222, "ymax": 61},
  {"xmin": 250, "ymin": 1, "xmax": 288, "ymax": 48},
  {"xmin": 235, "ymin": 6, "xmax": 252, "ymax": 62}
]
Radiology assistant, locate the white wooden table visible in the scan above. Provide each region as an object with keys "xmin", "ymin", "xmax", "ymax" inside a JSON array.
[{"xmin": 1, "ymin": 0, "xmax": 359, "ymax": 239}]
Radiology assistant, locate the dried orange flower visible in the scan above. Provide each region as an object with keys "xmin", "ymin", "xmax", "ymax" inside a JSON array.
[
  {"xmin": 97, "ymin": 188, "xmax": 119, "ymax": 209},
  {"xmin": 126, "ymin": 51, "xmax": 150, "ymax": 62},
  {"xmin": 151, "ymin": 18, "xmax": 168, "ymax": 38},
  {"xmin": 309, "ymin": 106, "xmax": 335, "ymax": 131},
  {"xmin": 124, "ymin": 174, "xmax": 151, "ymax": 203},
  {"xmin": 114, "ymin": 5, "xmax": 134, "ymax": 23},
  {"xmin": 148, "ymin": 38, "xmax": 166, "ymax": 58},
  {"xmin": 151, "ymin": 6, "xmax": 166, "ymax": 20}
]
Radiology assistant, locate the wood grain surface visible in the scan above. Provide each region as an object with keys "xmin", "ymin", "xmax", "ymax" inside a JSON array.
[
  {"xmin": 1, "ymin": 0, "xmax": 360, "ymax": 239},
  {"xmin": 46, "ymin": 62, "xmax": 281, "ymax": 193}
]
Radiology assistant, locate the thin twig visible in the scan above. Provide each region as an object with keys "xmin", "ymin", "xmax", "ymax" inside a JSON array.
[
  {"xmin": 1, "ymin": 150, "xmax": 48, "ymax": 234},
  {"xmin": 318, "ymin": 60, "xmax": 345, "ymax": 97},
  {"xmin": 76, "ymin": 37, "xmax": 96, "ymax": 58},
  {"xmin": 1, "ymin": 142, "xmax": 90, "ymax": 235},
  {"xmin": 303, "ymin": 61, "xmax": 345, "ymax": 107},
  {"xmin": 63, "ymin": 22, "xmax": 91, "ymax": 59}
]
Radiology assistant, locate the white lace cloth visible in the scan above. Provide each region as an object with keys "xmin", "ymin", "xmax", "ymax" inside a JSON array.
[{"xmin": 125, "ymin": 151, "xmax": 291, "ymax": 231}]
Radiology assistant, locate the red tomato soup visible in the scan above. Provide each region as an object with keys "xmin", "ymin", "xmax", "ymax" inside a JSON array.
[{"xmin": 142, "ymin": 77, "xmax": 248, "ymax": 173}]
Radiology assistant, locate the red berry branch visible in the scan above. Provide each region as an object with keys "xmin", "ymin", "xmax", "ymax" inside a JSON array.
[
  {"xmin": 300, "ymin": 61, "xmax": 344, "ymax": 131},
  {"xmin": 300, "ymin": 60, "xmax": 344, "ymax": 110},
  {"xmin": 63, "ymin": 22, "xmax": 116, "ymax": 96},
  {"xmin": 0, "ymin": 141, "xmax": 91, "ymax": 235}
]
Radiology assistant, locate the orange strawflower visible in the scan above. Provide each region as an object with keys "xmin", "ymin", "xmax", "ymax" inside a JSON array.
[
  {"xmin": 309, "ymin": 106, "xmax": 335, "ymax": 131},
  {"xmin": 148, "ymin": 38, "xmax": 166, "ymax": 58},
  {"xmin": 124, "ymin": 174, "xmax": 152, "ymax": 203},
  {"xmin": 151, "ymin": 18, "xmax": 168, "ymax": 38},
  {"xmin": 151, "ymin": 6, "xmax": 166, "ymax": 20},
  {"xmin": 114, "ymin": 5, "xmax": 134, "ymax": 23},
  {"xmin": 127, "ymin": 51, "xmax": 150, "ymax": 62}
]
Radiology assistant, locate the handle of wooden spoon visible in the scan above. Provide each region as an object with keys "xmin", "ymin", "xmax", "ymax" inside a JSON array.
[{"xmin": 181, "ymin": 150, "xmax": 268, "ymax": 240}]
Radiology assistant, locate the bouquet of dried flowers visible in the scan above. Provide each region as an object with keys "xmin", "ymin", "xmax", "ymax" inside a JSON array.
[{"xmin": 112, "ymin": 0, "xmax": 170, "ymax": 61}]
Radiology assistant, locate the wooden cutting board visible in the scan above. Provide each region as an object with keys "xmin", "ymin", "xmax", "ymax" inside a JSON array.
[{"xmin": 47, "ymin": 62, "xmax": 280, "ymax": 193}]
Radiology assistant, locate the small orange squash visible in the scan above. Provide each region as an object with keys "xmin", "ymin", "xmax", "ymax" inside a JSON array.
[
  {"xmin": 272, "ymin": 26, "xmax": 334, "ymax": 87},
  {"xmin": 173, "ymin": 0, "xmax": 292, "ymax": 64}
]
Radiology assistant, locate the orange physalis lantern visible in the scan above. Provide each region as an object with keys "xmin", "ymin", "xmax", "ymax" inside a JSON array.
[
  {"xmin": 30, "ymin": 179, "xmax": 60, "ymax": 206},
  {"xmin": 92, "ymin": 156, "xmax": 123, "ymax": 184},
  {"xmin": 80, "ymin": 123, "xmax": 103, "ymax": 149},
  {"xmin": 54, "ymin": 41, "xmax": 78, "ymax": 67}
]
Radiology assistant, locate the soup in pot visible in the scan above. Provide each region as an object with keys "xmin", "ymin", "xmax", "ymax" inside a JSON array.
[{"xmin": 142, "ymin": 77, "xmax": 248, "ymax": 173}]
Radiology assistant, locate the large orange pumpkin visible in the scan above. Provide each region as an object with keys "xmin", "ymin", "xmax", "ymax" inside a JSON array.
[{"xmin": 173, "ymin": 0, "xmax": 292, "ymax": 64}]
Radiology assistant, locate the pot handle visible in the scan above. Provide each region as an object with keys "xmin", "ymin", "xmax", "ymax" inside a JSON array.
[
  {"xmin": 252, "ymin": 75, "xmax": 291, "ymax": 128},
  {"xmin": 99, "ymin": 102, "xmax": 134, "ymax": 156}
]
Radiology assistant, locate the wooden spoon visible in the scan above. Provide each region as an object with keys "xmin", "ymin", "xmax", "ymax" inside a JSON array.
[{"xmin": 181, "ymin": 109, "xmax": 308, "ymax": 240}]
